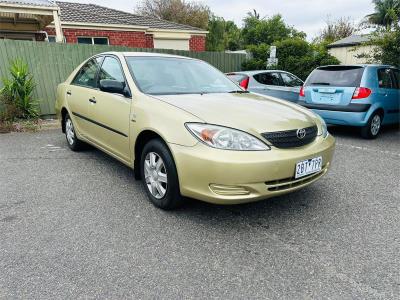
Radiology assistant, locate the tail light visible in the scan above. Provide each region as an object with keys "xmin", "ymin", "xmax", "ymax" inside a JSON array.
[
  {"xmin": 352, "ymin": 87, "xmax": 371, "ymax": 99},
  {"xmin": 239, "ymin": 76, "xmax": 249, "ymax": 90},
  {"xmin": 299, "ymin": 86, "xmax": 305, "ymax": 97}
]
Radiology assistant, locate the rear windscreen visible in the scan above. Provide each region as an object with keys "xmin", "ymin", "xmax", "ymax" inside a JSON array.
[{"xmin": 305, "ymin": 66, "xmax": 364, "ymax": 87}]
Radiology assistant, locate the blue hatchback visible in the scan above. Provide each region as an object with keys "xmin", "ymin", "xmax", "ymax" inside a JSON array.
[{"xmin": 298, "ymin": 65, "xmax": 400, "ymax": 139}]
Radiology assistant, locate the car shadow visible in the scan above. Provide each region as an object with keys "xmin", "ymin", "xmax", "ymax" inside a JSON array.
[
  {"xmin": 76, "ymin": 140, "xmax": 328, "ymax": 229},
  {"xmin": 328, "ymin": 124, "xmax": 399, "ymax": 139}
]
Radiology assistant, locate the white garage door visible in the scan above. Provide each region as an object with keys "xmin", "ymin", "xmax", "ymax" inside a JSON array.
[{"xmin": 153, "ymin": 39, "xmax": 189, "ymax": 51}]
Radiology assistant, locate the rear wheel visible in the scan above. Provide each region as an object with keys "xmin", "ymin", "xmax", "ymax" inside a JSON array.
[
  {"xmin": 361, "ymin": 111, "xmax": 382, "ymax": 139},
  {"xmin": 140, "ymin": 139, "xmax": 183, "ymax": 210},
  {"xmin": 64, "ymin": 113, "xmax": 84, "ymax": 151}
]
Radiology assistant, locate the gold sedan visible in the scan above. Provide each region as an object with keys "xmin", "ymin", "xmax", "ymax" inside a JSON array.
[{"xmin": 55, "ymin": 52, "xmax": 335, "ymax": 209}]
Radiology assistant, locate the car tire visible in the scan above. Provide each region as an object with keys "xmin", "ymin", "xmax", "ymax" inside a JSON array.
[
  {"xmin": 64, "ymin": 113, "xmax": 84, "ymax": 151},
  {"xmin": 140, "ymin": 139, "xmax": 183, "ymax": 210},
  {"xmin": 361, "ymin": 111, "xmax": 382, "ymax": 139}
]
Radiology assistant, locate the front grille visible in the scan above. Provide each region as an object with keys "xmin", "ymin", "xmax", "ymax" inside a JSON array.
[{"xmin": 261, "ymin": 125, "xmax": 318, "ymax": 149}]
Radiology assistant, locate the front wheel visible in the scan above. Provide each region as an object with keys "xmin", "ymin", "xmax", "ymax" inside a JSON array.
[
  {"xmin": 361, "ymin": 112, "xmax": 382, "ymax": 139},
  {"xmin": 140, "ymin": 139, "xmax": 183, "ymax": 210}
]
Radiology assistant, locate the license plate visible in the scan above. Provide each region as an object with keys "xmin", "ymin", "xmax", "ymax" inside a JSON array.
[{"xmin": 295, "ymin": 157, "xmax": 323, "ymax": 179}]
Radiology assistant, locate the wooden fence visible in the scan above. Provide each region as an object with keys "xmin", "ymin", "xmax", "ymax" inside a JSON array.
[{"xmin": 0, "ymin": 39, "xmax": 246, "ymax": 116}]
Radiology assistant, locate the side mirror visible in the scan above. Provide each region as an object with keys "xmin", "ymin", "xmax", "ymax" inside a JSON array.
[{"xmin": 99, "ymin": 79, "xmax": 130, "ymax": 97}]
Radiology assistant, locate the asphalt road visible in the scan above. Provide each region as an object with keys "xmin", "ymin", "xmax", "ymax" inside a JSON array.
[{"xmin": 0, "ymin": 126, "xmax": 399, "ymax": 299}]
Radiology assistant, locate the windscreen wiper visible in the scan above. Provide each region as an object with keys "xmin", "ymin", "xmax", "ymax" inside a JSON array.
[
  {"xmin": 310, "ymin": 82, "xmax": 331, "ymax": 85},
  {"xmin": 228, "ymin": 90, "xmax": 250, "ymax": 94}
]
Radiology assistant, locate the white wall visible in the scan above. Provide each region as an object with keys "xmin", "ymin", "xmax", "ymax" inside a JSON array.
[{"xmin": 328, "ymin": 45, "xmax": 376, "ymax": 65}]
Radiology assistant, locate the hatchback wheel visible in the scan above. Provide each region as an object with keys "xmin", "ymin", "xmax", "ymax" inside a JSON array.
[
  {"xmin": 64, "ymin": 113, "xmax": 83, "ymax": 151},
  {"xmin": 140, "ymin": 139, "xmax": 183, "ymax": 210},
  {"xmin": 361, "ymin": 112, "xmax": 382, "ymax": 139}
]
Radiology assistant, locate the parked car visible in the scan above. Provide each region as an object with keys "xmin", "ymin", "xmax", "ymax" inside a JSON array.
[
  {"xmin": 226, "ymin": 70, "xmax": 303, "ymax": 101},
  {"xmin": 56, "ymin": 52, "xmax": 335, "ymax": 210},
  {"xmin": 298, "ymin": 65, "xmax": 400, "ymax": 139}
]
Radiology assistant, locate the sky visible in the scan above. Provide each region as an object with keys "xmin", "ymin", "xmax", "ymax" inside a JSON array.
[{"xmin": 66, "ymin": 0, "xmax": 375, "ymax": 40}]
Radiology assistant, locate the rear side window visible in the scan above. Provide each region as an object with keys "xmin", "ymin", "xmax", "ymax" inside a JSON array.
[
  {"xmin": 390, "ymin": 69, "xmax": 399, "ymax": 89},
  {"xmin": 377, "ymin": 68, "xmax": 394, "ymax": 89},
  {"xmin": 280, "ymin": 73, "xmax": 303, "ymax": 87},
  {"xmin": 72, "ymin": 57, "xmax": 103, "ymax": 88},
  {"xmin": 253, "ymin": 72, "xmax": 282, "ymax": 86},
  {"xmin": 306, "ymin": 66, "xmax": 364, "ymax": 87}
]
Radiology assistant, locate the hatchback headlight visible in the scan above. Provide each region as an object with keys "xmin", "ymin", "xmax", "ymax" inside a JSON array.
[
  {"xmin": 185, "ymin": 123, "xmax": 270, "ymax": 151},
  {"xmin": 316, "ymin": 114, "xmax": 328, "ymax": 138}
]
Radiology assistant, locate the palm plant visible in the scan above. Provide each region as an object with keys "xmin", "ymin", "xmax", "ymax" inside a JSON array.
[
  {"xmin": 0, "ymin": 59, "xmax": 39, "ymax": 119},
  {"xmin": 365, "ymin": 0, "xmax": 400, "ymax": 30}
]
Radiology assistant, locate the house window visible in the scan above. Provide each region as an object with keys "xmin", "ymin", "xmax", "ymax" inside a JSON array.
[
  {"xmin": 48, "ymin": 36, "xmax": 56, "ymax": 43},
  {"xmin": 77, "ymin": 37, "xmax": 109, "ymax": 45}
]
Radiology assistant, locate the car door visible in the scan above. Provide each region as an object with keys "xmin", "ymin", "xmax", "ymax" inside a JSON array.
[
  {"xmin": 86, "ymin": 55, "xmax": 132, "ymax": 162},
  {"xmin": 67, "ymin": 56, "xmax": 103, "ymax": 138},
  {"xmin": 389, "ymin": 68, "xmax": 400, "ymax": 122},
  {"xmin": 377, "ymin": 68, "xmax": 399, "ymax": 124},
  {"xmin": 279, "ymin": 72, "xmax": 303, "ymax": 102},
  {"xmin": 250, "ymin": 72, "xmax": 286, "ymax": 99}
]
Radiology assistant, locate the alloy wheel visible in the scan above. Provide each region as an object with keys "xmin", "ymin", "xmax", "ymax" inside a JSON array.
[
  {"xmin": 66, "ymin": 118, "xmax": 75, "ymax": 145},
  {"xmin": 144, "ymin": 152, "xmax": 168, "ymax": 199},
  {"xmin": 370, "ymin": 114, "xmax": 381, "ymax": 136}
]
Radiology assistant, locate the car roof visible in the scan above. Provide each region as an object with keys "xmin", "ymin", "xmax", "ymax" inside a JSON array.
[
  {"xmin": 229, "ymin": 70, "xmax": 289, "ymax": 75},
  {"xmin": 317, "ymin": 64, "xmax": 396, "ymax": 69},
  {"xmin": 99, "ymin": 51, "xmax": 194, "ymax": 60}
]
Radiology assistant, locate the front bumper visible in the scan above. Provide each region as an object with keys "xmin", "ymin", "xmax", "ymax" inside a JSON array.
[{"xmin": 169, "ymin": 134, "xmax": 335, "ymax": 204}]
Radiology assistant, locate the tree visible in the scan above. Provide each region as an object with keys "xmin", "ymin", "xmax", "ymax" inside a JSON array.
[
  {"xmin": 364, "ymin": 0, "xmax": 400, "ymax": 30},
  {"xmin": 242, "ymin": 39, "xmax": 339, "ymax": 80},
  {"xmin": 206, "ymin": 16, "xmax": 242, "ymax": 51},
  {"xmin": 242, "ymin": 14, "xmax": 306, "ymax": 46},
  {"xmin": 358, "ymin": 28, "xmax": 400, "ymax": 67},
  {"xmin": 358, "ymin": 0, "xmax": 400, "ymax": 67},
  {"xmin": 135, "ymin": 0, "xmax": 210, "ymax": 29},
  {"xmin": 315, "ymin": 17, "xmax": 357, "ymax": 44}
]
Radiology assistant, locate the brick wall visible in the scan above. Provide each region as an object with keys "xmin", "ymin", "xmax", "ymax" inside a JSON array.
[
  {"xmin": 189, "ymin": 35, "xmax": 206, "ymax": 52},
  {"xmin": 45, "ymin": 28, "xmax": 206, "ymax": 51},
  {"xmin": 45, "ymin": 28, "xmax": 154, "ymax": 48}
]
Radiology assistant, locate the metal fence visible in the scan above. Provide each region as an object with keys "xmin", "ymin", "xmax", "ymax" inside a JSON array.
[{"xmin": 0, "ymin": 39, "xmax": 246, "ymax": 116}]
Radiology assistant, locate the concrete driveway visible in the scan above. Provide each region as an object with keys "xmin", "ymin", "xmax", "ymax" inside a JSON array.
[{"xmin": 0, "ymin": 126, "xmax": 399, "ymax": 299}]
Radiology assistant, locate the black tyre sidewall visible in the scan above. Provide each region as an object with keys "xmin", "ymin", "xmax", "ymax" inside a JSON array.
[{"xmin": 140, "ymin": 139, "xmax": 182, "ymax": 210}]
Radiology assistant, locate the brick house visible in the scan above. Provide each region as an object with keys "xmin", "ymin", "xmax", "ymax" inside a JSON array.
[{"xmin": 0, "ymin": 0, "xmax": 207, "ymax": 51}]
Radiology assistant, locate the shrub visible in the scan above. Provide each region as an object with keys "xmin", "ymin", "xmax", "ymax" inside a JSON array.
[{"xmin": 0, "ymin": 59, "xmax": 39, "ymax": 120}]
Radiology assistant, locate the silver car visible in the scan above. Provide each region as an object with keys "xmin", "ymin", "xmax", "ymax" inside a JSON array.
[{"xmin": 226, "ymin": 70, "xmax": 303, "ymax": 102}]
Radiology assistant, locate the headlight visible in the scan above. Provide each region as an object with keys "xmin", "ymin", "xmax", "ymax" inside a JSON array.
[
  {"xmin": 316, "ymin": 114, "xmax": 328, "ymax": 138},
  {"xmin": 185, "ymin": 123, "xmax": 270, "ymax": 151}
]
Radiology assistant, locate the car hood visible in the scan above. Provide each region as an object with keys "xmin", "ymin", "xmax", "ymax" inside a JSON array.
[{"xmin": 150, "ymin": 92, "xmax": 318, "ymax": 134}]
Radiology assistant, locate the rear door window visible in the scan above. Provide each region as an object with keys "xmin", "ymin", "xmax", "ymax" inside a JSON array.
[
  {"xmin": 377, "ymin": 68, "xmax": 394, "ymax": 89},
  {"xmin": 280, "ymin": 73, "xmax": 303, "ymax": 87},
  {"xmin": 253, "ymin": 72, "xmax": 282, "ymax": 86},
  {"xmin": 305, "ymin": 66, "xmax": 364, "ymax": 87}
]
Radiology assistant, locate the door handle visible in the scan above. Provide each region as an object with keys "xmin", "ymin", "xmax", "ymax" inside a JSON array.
[
  {"xmin": 66, "ymin": 91, "xmax": 72, "ymax": 96},
  {"xmin": 89, "ymin": 97, "xmax": 97, "ymax": 104}
]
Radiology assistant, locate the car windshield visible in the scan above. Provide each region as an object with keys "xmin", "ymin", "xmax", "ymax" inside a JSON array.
[
  {"xmin": 306, "ymin": 66, "xmax": 364, "ymax": 87},
  {"xmin": 125, "ymin": 56, "xmax": 240, "ymax": 95}
]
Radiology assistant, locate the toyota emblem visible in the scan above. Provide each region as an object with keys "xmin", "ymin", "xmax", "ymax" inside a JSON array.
[{"xmin": 296, "ymin": 128, "xmax": 306, "ymax": 139}]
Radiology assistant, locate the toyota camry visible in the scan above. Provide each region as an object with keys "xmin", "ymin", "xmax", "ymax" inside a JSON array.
[{"xmin": 55, "ymin": 52, "xmax": 335, "ymax": 210}]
